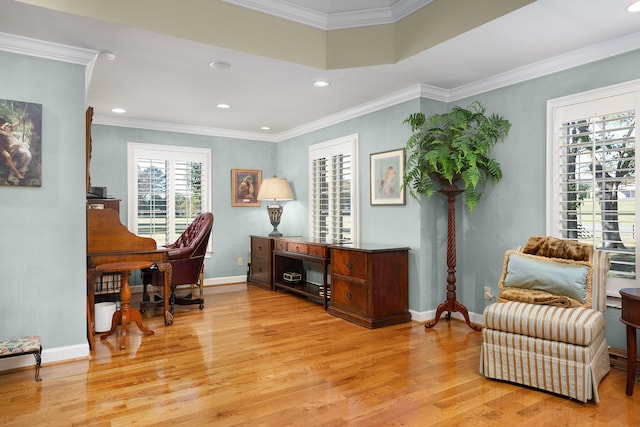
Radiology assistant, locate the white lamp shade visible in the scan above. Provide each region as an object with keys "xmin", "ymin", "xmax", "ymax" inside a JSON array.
[{"xmin": 257, "ymin": 177, "xmax": 293, "ymax": 201}]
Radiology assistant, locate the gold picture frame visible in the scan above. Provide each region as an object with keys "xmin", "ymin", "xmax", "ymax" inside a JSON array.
[{"xmin": 231, "ymin": 169, "xmax": 262, "ymax": 207}]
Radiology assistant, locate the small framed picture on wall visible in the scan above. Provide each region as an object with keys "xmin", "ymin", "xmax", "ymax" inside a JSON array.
[
  {"xmin": 231, "ymin": 168, "xmax": 262, "ymax": 207},
  {"xmin": 370, "ymin": 148, "xmax": 405, "ymax": 206}
]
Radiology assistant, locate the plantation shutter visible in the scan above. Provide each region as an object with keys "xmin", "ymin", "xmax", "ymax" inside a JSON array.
[
  {"xmin": 549, "ymin": 90, "xmax": 638, "ymax": 294},
  {"xmin": 129, "ymin": 143, "xmax": 211, "ymax": 247},
  {"xmin": 136, "ymin": 158, "xmax": 169, "ymax": 243},
  {"xmin": 309, "ymin": 135, "xmax": 358, "ymax": 243},
  {"xmin": 310, "ymin": 156, "xmax": 329, "ymax": 240}
]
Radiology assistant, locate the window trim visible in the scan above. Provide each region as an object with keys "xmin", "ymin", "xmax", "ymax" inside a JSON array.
[
  {"xmin": 127, "ymin": 142, "xmax": 212, "ymax": 246},
  {"xmin": 308, "ymin": 134, "xmax": 360, "ymax": 245},
  {"xmin": 546, "ymin": 79, "xmax": 640, "ymax": 298}
]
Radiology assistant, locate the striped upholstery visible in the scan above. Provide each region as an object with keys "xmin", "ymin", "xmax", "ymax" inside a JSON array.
[
  {"xmin": 480, "ymin": 245, "xmax": 610, "ymax": 403},
  {"xmin": 484, "ymin": 302, "xmax": 604, "ymax": 345}
]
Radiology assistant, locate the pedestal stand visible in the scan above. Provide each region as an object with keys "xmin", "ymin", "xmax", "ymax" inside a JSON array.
[{"xmin": 425, "ymin": 183, "xmax": 481, "ymax": 331}]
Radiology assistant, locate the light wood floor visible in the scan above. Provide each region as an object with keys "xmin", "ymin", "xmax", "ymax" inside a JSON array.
[{"xmin": 1, "ymin": 284, "xmax": 639, "ymax": 426}]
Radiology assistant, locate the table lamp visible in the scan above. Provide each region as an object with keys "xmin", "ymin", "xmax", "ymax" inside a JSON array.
[{"xmin": 257, "ymin": 176, "xmax": 294, "ymax": 237}]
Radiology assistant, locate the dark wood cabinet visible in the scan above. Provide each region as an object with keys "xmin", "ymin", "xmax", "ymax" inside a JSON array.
[
  {"xmin": 328, "ymin": 245, "xmax": 411, "ymax": 329},
  {"xmin": 248, "ymin": 236, "xmax": 412, "ymax": 328},
  {"xmin": 249, "ymin": 235, "xmax": 273, "ymax": 290}
]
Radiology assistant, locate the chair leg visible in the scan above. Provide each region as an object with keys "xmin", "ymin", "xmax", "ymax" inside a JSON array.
[{"xmin": 198, "ymin": 268, "xmax": 204, "ymax": 309}]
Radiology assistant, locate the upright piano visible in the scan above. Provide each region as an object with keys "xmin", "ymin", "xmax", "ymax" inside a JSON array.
[{"xmin": 86, "ymin": 208, "xmax": 172, "ymax": 350}]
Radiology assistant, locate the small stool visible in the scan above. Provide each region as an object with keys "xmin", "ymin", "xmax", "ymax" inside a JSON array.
[
  {"xmin": 0, "ymin": 335, "xmax": 42, "ymax": 381},
  {"xmin": 96, "ymin": 261, "xmax": 154, "ymax": 350}
]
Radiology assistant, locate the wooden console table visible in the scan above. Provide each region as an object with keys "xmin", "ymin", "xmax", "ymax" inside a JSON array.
[
  {"xmin": 272, "ymin": 237, "xmax": 333, "ymax": 310},
  {"xmin": 248, "ymin": 236, "xmax": 411, "ymax": 328}
]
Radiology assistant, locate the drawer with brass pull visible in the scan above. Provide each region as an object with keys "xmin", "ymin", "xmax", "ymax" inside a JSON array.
[
  {"xmin": 332, "ymin": 249, "xmax": 367, "ymax": 279},
  {"xmin": 308, "ymin": 244, "xmax": 327, "ymax": 258},
  {"xmin": 286, "ymin": 242, "xmax": 308, "ymax": 254},
  {"xmin": 331, "ymin": 278, "xmax": 367, "ymax": 315}
]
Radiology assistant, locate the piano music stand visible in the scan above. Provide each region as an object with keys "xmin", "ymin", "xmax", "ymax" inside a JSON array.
[{"xmin": 96, "ymin": 261, "xmax": 155, "ymax": 350}]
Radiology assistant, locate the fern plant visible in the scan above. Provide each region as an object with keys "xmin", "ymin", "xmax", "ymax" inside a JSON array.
[{"xmin": 403, "ymin": 101, "xmax": 511, "ymax": 212}]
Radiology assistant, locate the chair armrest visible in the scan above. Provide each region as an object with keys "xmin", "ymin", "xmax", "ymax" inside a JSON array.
[{"xmin": 167, "ymin": 246, "xmax": 193, "ymax": 259}]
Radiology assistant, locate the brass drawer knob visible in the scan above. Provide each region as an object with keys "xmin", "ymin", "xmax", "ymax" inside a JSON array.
[
  {"xmin": 346, "ymin": 261, "xmax": 352, "ymax": 269},
  {"xmin": 346, "ymin": 292, "xmax": 352, "ymax": 300}
]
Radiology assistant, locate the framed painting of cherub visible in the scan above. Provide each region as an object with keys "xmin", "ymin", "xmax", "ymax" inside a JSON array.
[
  {"xmin": 231, "ymin": 168, "xmax": 262, "ymax": 207},
  {"xmin": 0, "ymin": 98, "xmax": 42, "ymax": 187}
]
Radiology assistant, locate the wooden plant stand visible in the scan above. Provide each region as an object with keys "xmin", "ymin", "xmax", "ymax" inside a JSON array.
[{"xmin": 425, "ymin": 183, "xmax": 481, "ymax": 331}]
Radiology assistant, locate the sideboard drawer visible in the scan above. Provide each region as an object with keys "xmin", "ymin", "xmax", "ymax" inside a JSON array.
[
  {"xmin": 332, "ymin": 249, "xmax": 368, "ymax": 280},
  {"xmin": 308, "ymin": 244, "xmax": 327, "ymax": 258},
  {"xmin": 332, "ymin": 278, "xmax": 367, "ymax": 315},
  {"xmin": 286, "ymin": 242, "xmax": 308, "ymax": 255},
  {"xmin": 251, "ymin": 258, "xmax": 270, "ymax": 283},
  {"xmin": 251, "ymin": 239, "xmax": 270, "ymax": 258},
  {"xmin": 274, "ymin": 239, "xmax": 286, "ymax": 251}
]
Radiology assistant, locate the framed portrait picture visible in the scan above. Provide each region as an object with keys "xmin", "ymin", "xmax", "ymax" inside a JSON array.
[
  {"xmin": 232, "ymin": 169, "xmax": 262, "ymax": 207},
  {"xmin": 370, "ymin": 148, "xmax": 405, "ymax": 206},
  {"xmin": 0, "ymin": 98, "xmax": 42, "ymax": 187}
]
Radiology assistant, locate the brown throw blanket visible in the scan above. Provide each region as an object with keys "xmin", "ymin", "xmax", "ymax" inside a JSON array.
[
  {"xmin": 522, "ymin": 236, "xmax": 593, "ymax": 262},
  {"xmin": 499, "ymin": 287, "xmax": 582, "ymax": 308}
]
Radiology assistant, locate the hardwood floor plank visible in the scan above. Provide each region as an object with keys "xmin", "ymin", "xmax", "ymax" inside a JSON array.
[{"xmin": 0, "ymin": 283, "xmax": 638, "ymax": 426}]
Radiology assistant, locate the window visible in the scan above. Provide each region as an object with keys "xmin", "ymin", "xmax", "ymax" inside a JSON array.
[
  {"xmin": 547, "ymin": 82, "xmax": 639, "ymax": 297},
  {"xmin": 128, "ymin": 143, "xmax": 211, "ymax": 247},
  {"xmin": 309, "ymin": 134, "xmax": 359, "ymax": 244}
]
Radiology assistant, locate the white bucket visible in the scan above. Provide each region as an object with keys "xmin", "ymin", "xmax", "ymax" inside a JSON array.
[{"xmin": 95, "ymin": 302, "xmax": 117, "ymax": 333}]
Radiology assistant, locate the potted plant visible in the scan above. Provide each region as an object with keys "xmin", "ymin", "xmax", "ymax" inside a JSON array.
[{"xmin": 402, "ymin": 101, "xmax": 511, "ymax": 212}]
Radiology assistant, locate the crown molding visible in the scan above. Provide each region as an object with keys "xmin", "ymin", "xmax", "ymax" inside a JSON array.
[
  {"xmin": 224, "ymin": 0, "xmax": 433, "ymax": 30},
  {"xmin": 277, "ymin": 84, "xmax": 426, "ymax": 141},
  {"xmin": 449, "ymin": 30, "xmax": 640, "ymax": 102},
  {"xmin": 0, "ymin": 31, "xmax": 96, "ymax": 65},
  {"xmin": 92, "ymin": 114, "xmax": 278, "ymax": 143}
]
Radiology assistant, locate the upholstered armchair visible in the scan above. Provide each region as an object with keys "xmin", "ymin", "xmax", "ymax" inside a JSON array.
[
  {"xmin": 141, "ymin": 212, "xmax": 214, "ymax": 314},
  {"xmin": 480, "ymin": 236, "xmax": 610, "ymax": 403}
]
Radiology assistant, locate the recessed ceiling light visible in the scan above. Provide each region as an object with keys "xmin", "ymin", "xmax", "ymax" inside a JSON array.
[
  {"xmin": 111, "ymin": 107, "xmax": 126, "ymax": 114},
  {"xmin": 628, "ymin": 1, "xmax": 640, "ymax": 12},
  {"xmin": 260, "ymin": 126, "xmax": 271, "ymax": 131},
  {"xmin": 99, "ymin": 51, "xmax": 116, "ymax": 61},
  {"xmin": 216, "ymin": 103, "xmax": 231, "ymax": 109},
  {"xmin": 209, "ymin": 61, "xmax": 231, "ymax": 70},
  {"xmin": 313, "ymin": 80, "xmax": 330, "ymax": 88}
]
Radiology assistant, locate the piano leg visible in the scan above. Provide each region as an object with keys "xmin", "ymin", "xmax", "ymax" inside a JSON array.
[
  {"xmin": 156, "ymin": 262, "xmax": 173, "ymax": 326},
  {"xmin": 97, "ymin": 261, "xmax": 155, "ymax": 350}
]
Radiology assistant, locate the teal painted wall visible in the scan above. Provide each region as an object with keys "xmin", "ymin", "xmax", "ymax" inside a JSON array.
[
  {"xmin": 90, "ymin": 125, "xmax": 277, "ymax": 280},
  {"xmin": 0, "ymin": 51, "xmax": 87, "ymax": 349}
]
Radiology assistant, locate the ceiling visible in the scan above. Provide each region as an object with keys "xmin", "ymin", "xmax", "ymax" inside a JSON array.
[{"xmin": 1, "ymin": 0, "xmax": 639, "ymax": 141}]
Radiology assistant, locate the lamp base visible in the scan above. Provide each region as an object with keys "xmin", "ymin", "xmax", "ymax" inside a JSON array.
[{"xmin": 266, "ymin": 204, "xmax": 283, "ymax": 238}]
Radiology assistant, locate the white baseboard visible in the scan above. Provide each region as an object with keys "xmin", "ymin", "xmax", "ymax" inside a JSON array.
[
  {"xmin": 129, "ymin": 275, "xmax": 247, "ymax": 293},
  {"xmin": 0, "ymin": 343, "xmax": 89, "ymax": 375},
  {"xmin": 409, "ymin": 308, "xmax": 484, "ymax": 326},
  {"xmin": 204, "ymin": 275, "xmax": 246, "ymax": 286}
]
